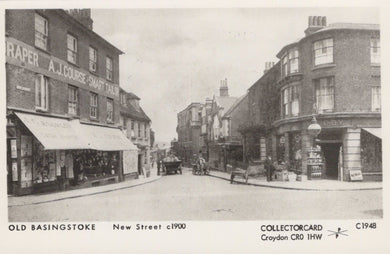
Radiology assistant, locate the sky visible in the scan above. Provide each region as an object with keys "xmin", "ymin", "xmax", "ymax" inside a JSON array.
[{"xmin": 91, "ymin": 7, "xmax": 379, "ymax": 143}]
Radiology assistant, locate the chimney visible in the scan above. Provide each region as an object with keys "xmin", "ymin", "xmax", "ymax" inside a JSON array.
[
  {"xmin": 66, "ymin": 9, "xmax": 94, "ymax": 30},
  {"xmin": 304, "ymin": 16, "xmax": 327, "ymax": 36},
  {"xmin": 219, "ymin": 78, "xmax": 229, "ymax": 97},
  {"xmin": 264, "ymin": 62, "xmax": 275, "ymax": 74}
]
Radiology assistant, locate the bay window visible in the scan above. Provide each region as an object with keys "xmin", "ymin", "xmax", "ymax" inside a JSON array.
[
  {"xmin": 289, "ymin": 49, "xmax": 299, "ymax": 73},
  {"xmin": 281, "ymin": 85, "xmax": 300, "ymax": 118},
  {"xmin": 281, "ymin": 48, "xmax": 299, "ymax": 76}
]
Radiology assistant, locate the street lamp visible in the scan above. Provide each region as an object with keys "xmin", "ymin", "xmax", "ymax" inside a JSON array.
[
  {"xmin": 307, "ymin": 116, "xmax": 322, "ymax": 138},
  {"xmin": 307, "ymin": 115, "xmax": 322, "ymax": 180}
]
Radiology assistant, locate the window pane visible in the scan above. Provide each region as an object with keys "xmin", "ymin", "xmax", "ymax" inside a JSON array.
[
  {"xmin": 315, "ymin": 77, "xmax": 334, "ymax": 112},
  {"xmin": 314, "ymin": 38, "xmax": 333, "ymax": 65},
  {"xmin": 35, "ymin": 14, "xmax": 48, "ymax": 50}
]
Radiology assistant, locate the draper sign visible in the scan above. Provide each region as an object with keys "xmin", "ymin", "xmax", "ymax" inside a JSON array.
[{"xmin": 5, "ymin": 38, "xmax": 119, "ymax": 98}]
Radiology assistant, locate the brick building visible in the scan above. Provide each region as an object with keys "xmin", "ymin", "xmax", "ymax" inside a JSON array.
[
  {"xmin": 119, "ymin": 89, "xmax": 152, "ymax": 178},
  {"xmin": 244, "ymin": 16, "xmax": 381, "ymax": 181},
  {"xmin": 176, "ymin": 102, "xmax": 203, "ymax": 164},
  {"xmin": 6, "ymin": 9, "xmax": 137, "ymax": 195}
]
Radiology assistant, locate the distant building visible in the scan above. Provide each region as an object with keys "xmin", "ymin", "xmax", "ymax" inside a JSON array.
[
  {"xmin": 207, "ymin": 79, "xmax": 239, "ymax": 171},
  {"xmin": 119, "ymin": 88, "xmax": 152, "ymax": 178},
  {"xmin": 176, "ymin": 102, "xmax": 203, "ymax": 164}
]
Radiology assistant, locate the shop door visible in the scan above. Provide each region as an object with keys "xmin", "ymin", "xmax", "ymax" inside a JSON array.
[
  {"xmin": 138, "ymin": 154, "xmax": 142, "ymax": 175},
  {"xmin": 321, "ymin": 143, "xmax": 341, "ymax": 179}
]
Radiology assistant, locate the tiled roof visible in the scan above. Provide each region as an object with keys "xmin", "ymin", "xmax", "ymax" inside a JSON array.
[
  {"xmin": 120, "ymin": 101, "xmax": 151, "ymax": 122},
  {"xmin": 215, "ymin": 96, "xmax": 238, "ymax": 116},
  {"xmin": 223, "ymin": 93, "xmax": 248, "ymax": 118}
]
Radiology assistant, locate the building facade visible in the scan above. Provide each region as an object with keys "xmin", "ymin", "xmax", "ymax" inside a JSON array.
[
  {"xmin": 119, "ymin": 89, "xmax": 152, "ymax": 178},
  {"xmin": 176, "ymin": 102, "xmax": 203, "ymax": 165},
  {"xmin": 6, "ymin": 9, "xmax": 137, "ymax": 195},
  {"xmin": 207, "ymin": 80, "xmax": 239, "ymax": 171},
  {"xmin": 245, "ymin": 16, "xmax": 381, "ymax": 181}
]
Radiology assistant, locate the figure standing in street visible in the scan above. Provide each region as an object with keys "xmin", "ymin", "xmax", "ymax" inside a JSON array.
[
  {"xmin": 157, "ymin": 158, "xmax": 161, "ymax": 176},
  {"xmin": 265, "ymin": 155, "xmax": 274, "ymax": 182}
]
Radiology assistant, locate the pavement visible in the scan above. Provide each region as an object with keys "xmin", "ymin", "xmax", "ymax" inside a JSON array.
[
  {"xmin": 8, "ymin": 171, "xmax": 162, "ymax": 207},
  {"xmin": 209, "ymin": 170, "xmax": 382, "ymax": 191}
]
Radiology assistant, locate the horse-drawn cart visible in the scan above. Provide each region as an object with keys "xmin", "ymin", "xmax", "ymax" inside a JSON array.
[{"xmin": 162, "ymin": 160, "xmax": 182, "ymax": 175}]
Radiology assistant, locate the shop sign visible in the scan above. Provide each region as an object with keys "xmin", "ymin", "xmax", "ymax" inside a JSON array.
[
  {"xmin": 6, "ymin": 38, "xmax": 119, "ymax": 98},
  {"xmin": 16, "ymin": 85, "xmax": 31, "ymax": 92},
  {"xmin": 349, "ymin": 170, "xmax": 363, "ymax": 181}
]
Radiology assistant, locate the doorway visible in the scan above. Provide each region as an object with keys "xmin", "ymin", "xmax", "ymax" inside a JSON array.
[
  {"xmin": 320, "ymin": 143, "xmax": 342, "ymax": 179},
  {"xmin": 138, "ymin": 154, "xmax": 142, "ymax": 175}
]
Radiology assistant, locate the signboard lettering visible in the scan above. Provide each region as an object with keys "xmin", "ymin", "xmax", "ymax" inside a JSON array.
[
  {"xmin": 6, "ymin": 38, "xmax": 119, "ymax": 98},
  {"xmin": 6, "ymin": 40, "xmax": 39, "ymax": 67},
  {"xmin": 350, "ymin": 170, "xmax": 363, "ymax": 181}
]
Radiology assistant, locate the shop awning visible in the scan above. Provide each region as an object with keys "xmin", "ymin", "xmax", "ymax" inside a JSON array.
[
  {"xmin": 76, "ymin": 123, "xmax": 138, "ymax": 151},
  {"xmin": 362, "ymin": 128, "xmax": 382, "ymax": 139},
  {"xmin": 15, "ymin": 112, "xmax": 89, "ymax": 150}
]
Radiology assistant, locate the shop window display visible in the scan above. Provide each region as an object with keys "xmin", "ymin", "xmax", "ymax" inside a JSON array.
[
  {"xmin": 74, "ymin": 150, "xmax": 120, "ymax": 184},
  {"xmin": 33, "ymin": 141, "xmax": 57, "ymax": 183},
  {"xmin": 289, "ymin": 133, "xmax": 302, "ymax": 173}
]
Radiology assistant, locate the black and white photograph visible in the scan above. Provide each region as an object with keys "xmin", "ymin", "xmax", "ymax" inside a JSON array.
[{"xmin": 1, "ymin": 2, "xmax": 389, "ymax": 253}]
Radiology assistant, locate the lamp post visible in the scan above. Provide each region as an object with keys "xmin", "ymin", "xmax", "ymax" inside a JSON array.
[{"xmin": 307, "ymin": 115, "xmax": 322, "ymax": 180}]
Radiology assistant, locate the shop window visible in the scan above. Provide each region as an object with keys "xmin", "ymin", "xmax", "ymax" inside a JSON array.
[
  {"xmin": 35, "ymin": 74, "xmax": 49, "ymax": 111},
  {"xmin": 106, "ymin": 56, "xmax": 113, "ymax": 81},
  {"xmin": 33, "ymin": 142, "xmax": 56, "ymax": 184},
  {"xmin": 89, "ymin": 46, "xmax": 97, "ymax": 72},
  {"xmin": 106, "ymin": 98, "xmax": 114, "ymax": 122},
  {"xmin": 35, "ymin": 13, "xmax": 48, "ymax": 50},
  {"xmin": 313, "ymin": 38, "xmax": 333, "ymax": 66},
  {"xmin": 67, "ymin": 34, "xmax": 78, "ymax": 64},
  {"xmin": 371, "ymin": 86, "xmax": 381, "ymax": 111},
  {"xmin": 68, "ymin": 85, "xmax": 78, "ymax": 115},
  {"xmin": 314, "ymin": 77, "xmax": 334, "ymax": 113},
  {"xmin": 90, "ymin": 92, "xmax": 98, "ymax": 118},
  {"xmin": 281, "ymin": 85, "xmax": 300, "ymax": 118},
  {"xmin": 371, "ymin": 38, "xmax": 380, "ymax": 64}
]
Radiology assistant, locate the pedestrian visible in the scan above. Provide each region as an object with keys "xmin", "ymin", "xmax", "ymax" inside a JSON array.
[
  {"xmin": 157, "ymin": 158, "xmax": 161, "ymax": 176},
  {"xmin": 265, "ymin": 155, "xmax": 274, "ymax": 182}
]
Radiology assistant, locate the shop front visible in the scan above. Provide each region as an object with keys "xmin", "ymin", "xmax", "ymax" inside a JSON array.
[
  {"xmin": 273, "ymin": 115, "xmax": 382, "ymax": 182},
  {"xmin": 7, "ymin": 111, "xmax": 138, "ymax": 196}
]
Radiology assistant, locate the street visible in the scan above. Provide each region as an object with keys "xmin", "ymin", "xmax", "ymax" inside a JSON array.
[{"xmin": 8, "ymin": 168, "xmax": 382, "ymax": 222}]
